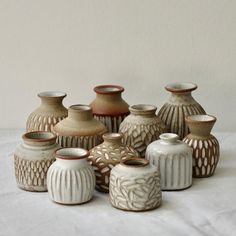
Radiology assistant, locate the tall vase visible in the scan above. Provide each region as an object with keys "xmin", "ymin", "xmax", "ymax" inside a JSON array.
[
  {"xmin": 183, "ymin": 114, "xmax": 220, "ymax": 177},
  {"xmin": 158, "ymin": 82, "xmax": 206, "ymax": 139},
  {"xmin": 90, "ymin": 85, "xmax": 129, "ymax": 133},
  {"xmin": 26, "ymin": 91, "xmax": 68, "ymax": 132},
  {"xmin": 119, "ymin": 104, "xmax": 166, "ymax": 157},
  {"xmin": 53, "ymin": 104, "xmax": 107, "ymax": 150}
]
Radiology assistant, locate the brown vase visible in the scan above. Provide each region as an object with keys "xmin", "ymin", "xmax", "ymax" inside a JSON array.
[
  {"xmin": 53, "ymin": 104, "xmax": 107, "ymax": 150},
  {"xmin": 158, "ymin": 82, "xmax": 206, "ymax": 139},
  {"xmin": 183, "ymin": 114, "xmax": 220, "ymax": 178},
  {"xmin": 26, "ymin": 91, "xmax": 68, "ymax": 132},
  {"xmin": 90, "ymin": 85, "xmax": 129, "ymax": 133},
  {"xmin": 88, "ymin": 133, "xmax": 139, "ymax": 193}
]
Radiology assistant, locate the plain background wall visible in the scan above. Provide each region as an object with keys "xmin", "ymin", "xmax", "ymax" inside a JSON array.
[{"xmin": 0, "ymin": 0, "xmax": 235, "ymax": 131}]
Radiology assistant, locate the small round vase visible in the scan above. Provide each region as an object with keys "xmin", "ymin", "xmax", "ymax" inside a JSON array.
[
  {"xmin": 47, "ymin": 148, "xmax": 95, "ymax": 205},
  {"xmin": 90, "ymin": 85, "xmax": 129, "ymax": 133},
  {"xmin": 14, "ymin": 131, "xmax": 59, "ymax": 192},
  {"xmin": 53, "ymin": 104, "xmax": 107, "ymax": 149},
  {"xmin": 119, "ymin": 104, "xmax": 166, "ymax": 157},
  {"xmin": 109, "ymin": 158, "xmax": 162, "ymax": 211},
  {"xmin": 26, "ymin": 91, "xmax": 68, "ymax": 132},
  {"xmin": 183, "ymin": 114, "xmax": 220, "ymax": 178},
  {"xmin": 88, "ymin": 133, "xmax": 139, "ymax": 192},
  {"xmin": 146, "ymin": 133, "xmax": 193, "ymax": 190},
  {"xmin": 158, "ymin": 82, "xmax": 206, "ymax": 139}
]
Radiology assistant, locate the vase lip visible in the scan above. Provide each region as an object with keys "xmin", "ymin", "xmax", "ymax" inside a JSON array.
[
  {"xmin": 103, "ymin": 132, "xmax": 123, "ymax": 140},
  {"xmin": 165, "ymin": 82, "xmax": 197, "ymax": 93},
  {"xmin": 38, "ymin": 91, "xmax": 67, "ymax": 98},
  {"xmin": 94, "ymin": 85, "xmax": 124, "ymax": 94},
  {"xmin": 159, "ymin": 133, "xmax": 179, "ymax": 142},
  {"xmin": 55, "ymin": 148, "xmax": 89, "ymax": 160},
  {"xmin": 22, "ymin": 131, "xmax": 57, "ymax": 143},
  {"xmin": 129, "ymin": 104, "xmax": 157, "ymax": 114},
  {"xmin": 185, "ymin": 114, "xmax": 217, "ymax": 124},
  {"xmin": 69, "ymin": 104, "xmax": 92, "ymax": 112},
  {"xmin": 121, "ymin": 158, "xmax": 149, "ymax": 168}
]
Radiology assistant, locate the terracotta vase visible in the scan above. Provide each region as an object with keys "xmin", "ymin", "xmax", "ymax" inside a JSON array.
[
  {"xmin": 88, "ymin": 133, "xmax": 139, "ymax": 192},
  {"xmin": 90, "ymin": 85, "xmax": 129, "ymax": 133},
  {"xmin": 47, "ymin": 148, "xmax": 95, "ymax": 205},
  {"xmin": 183, "ymin": 114, "xmax": 220, "ymax": 177},
  {"xmin": 158, "ymin": 82, "xmax": 206, "ymax": 139},
  {"xmin": 146, "ymin": 133, "xmax": 193, "ymax": 190},
  {"xmin": 14, "ymin": 131, "xmax": 59, "ymax": 192},
  {"xmin": 109, "ymin": 158, "xmax": 162, "ymax": 211},
  {"xmin": 26, "ymin": 91, "xmax": 68, "ymax": 132},
  {"xmin": 53, "ymin": 104, "xmax": 107, "ymax": 149},
  {"xmin": 119, "ymin": 104, "xmax": 166, "ymax": 157}
]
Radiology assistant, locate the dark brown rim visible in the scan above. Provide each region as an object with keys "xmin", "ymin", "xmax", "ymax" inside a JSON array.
[
  {"xmin": 165, "ymin": 82, "xmax": 197, "ymax": 93},
  {"xmin": 94, "ymin": 85, "xmax": 124, "ymax": 94},
  {"xmin": 121, "ymin": 158, "xmax": 149, "ymax": 168},
  {"xmin": 55, "ymin": 148, "xmax": 90, "ymax": 160},
  {"xmin": 38, "ymin": 91, "xmax": 67, "ymax": 98},
  {"xmin": 22, "ymin": 131, "xmax": 57, "ymax": 142},
  {"xmin": 185, "ymin": 114, "xmax": 217, "ymax": 124}
]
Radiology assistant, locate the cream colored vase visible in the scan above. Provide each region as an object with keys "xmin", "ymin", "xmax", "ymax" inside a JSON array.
[
  {"xmin": 26, "ymin": 91, "xmax": 68, "ymax": 132},
  {"xmin": 47, "ymin": 148, "xmax": 95, "ymax": 205},
  {"xmin": 14, "ymin": 131, "xmax": 59, "ymax": 192},
  {"xmin": 53, "ymin": 105, "xmax": 107, "ymax": 149}
]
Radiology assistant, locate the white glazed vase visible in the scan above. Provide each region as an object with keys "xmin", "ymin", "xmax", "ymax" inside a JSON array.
[
  {"xmin": 14, "ymin": 131, "xmax": 59, "ymax": 192},
  {"xmin": 109, "ymin": 158, "xmax": 162, "ymax": 211},
  {"xmin": 146, "ymin": 133, "xmax": 193, "ymax": 190},
  {"xmin": 47, "ymin": 148, "xmax": 95, "ymax": 205}
]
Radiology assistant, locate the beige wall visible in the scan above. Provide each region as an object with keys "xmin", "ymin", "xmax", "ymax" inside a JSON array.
[{"xmin": 0, "ymin": 0, "xmax": 235, "ymax": 131}]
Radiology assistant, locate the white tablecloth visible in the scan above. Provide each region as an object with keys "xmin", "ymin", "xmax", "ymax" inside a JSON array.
[{"xmin": 0, "ymin": 130, "xmax": 235, "ymax": 236}]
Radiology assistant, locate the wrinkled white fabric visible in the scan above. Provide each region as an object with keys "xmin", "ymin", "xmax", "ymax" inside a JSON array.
[{"xmin": 0, "ymin": 130, "xmax": 235, "ymax": 236}]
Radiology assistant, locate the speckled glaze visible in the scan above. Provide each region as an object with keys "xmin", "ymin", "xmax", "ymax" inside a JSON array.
[
  {"xmin": 158, "ymin": 83, "xmax": 206, "ymax": 139},
  {"xmin": 14, "ymin": 131, "xmax": 59, "ymax": 192},
  {"xmin": 47, "ymin": 148, "xmax": 95, "ymax": 205},
  {"xmin": 119, "ymin": 104, "xmax": 166, "ymax": 157},
  {"xmin": 109, "ymin": 158, "xmax": 162, "ymax": 211},
  {"xmin": 53, "ymin": 105, "xmax": 107, "ymax": 149},
  {"xmin": 146, "ymin": 133, "xmax": 193, "ymax": 190},
  {"xmin": 183, "ymin": 114, "xmax": 220, "ymax": 178},
  {"xmin": 90, "ymin": 85, "xmax": 129, "ymax": 133},
  {"xmin": 88, "ymin": 133, "xmax": 139, "ymax": 192},
  {"xmin": 26, "ymin": 91, "xmax": 68, "ymax": 132}
]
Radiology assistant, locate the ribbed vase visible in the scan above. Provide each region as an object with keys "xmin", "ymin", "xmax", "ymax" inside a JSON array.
[{"xmin": 158, "ymin": 82, "xmax": 206, "ymax": 139}]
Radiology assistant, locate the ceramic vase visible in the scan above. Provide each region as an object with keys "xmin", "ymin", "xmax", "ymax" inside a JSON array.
[
  {"xmin": 88, "ymin": 133, "xmax": 139, "ymax": 192},
  {"xmin": 26, "ymin": 91, "xmax": 68, "ymax": 132},
  {"xmin": 158, "ymin": 82, "xmax": 206, "ymax": 139},
  {"xmin": 53, "ymin": 104, "xmax": 107, "ymax": 149},
  {"xmin": 14, "ymin": 131, "xmax": 59, "ymax": 192},
  {"xmin": 109, "ymin": 158, "xmax": 162, "ymax": 211},
  {"xmin": 146, "ymin": 133, "xmax": 193, "ymax": 190},
  {"xmin": 183, "ymin": 114, "xmax": 220, "ymax": 177},
  {"xmin": 90, "ymin": 85, "xmax": 129, "ymax": 133},
  {"xmin": 119, "ymin": 104, "xmax": 166, "ymax": 157},
  {"xmin": 47, "ymin": 148, "xmax": 95, "ymax": 205}
]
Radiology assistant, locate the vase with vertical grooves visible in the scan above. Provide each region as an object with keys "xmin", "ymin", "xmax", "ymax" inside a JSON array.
[
  {"xmin": 109, "ymin": 158, "xmax": 162, "ymax": 211},
  {"xmin": 90, "ymin": 85, "xmax": 129, "ymax": 133},
  {"xmin": 47, "ymin": 148, "xmax": 95, "ymax": 205},
  {"xmin": 119, "ymin": 104, "xmax": 166, "ymax": 157},
  {"xmin": 157, "ymin": 82, "xmax": 206, "ymax": 139},
  {"xmin": 183, "ymin": 114, "xmax": 220, "ymax": 178},
  {"xmin": 26, "ymin": 91, "xmax": 68, "ymax": 132},
  {"xmin": 14, "ymin": 131, "xmax": 59, "ymax": 192},
  {"xmin": 88, "ymin": 133, "xmax": 139, "ymax": 192},
  {"xmin": 146, "ymin": 133, "xmax": 193, "ymax": 190},
  {"xmin": 53, "ymin": 104, "xmax": 107, "ymax": 149}
]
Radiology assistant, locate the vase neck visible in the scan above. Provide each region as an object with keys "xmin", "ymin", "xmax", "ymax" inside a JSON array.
[
  {"xmin": 159, "ymin": 133, "xmax": 179, "ymax": 144},
  {"xmin": 96, "ymin": 93, "xmax": 122, "ymax": 101},
  {"xmin": 103, "ymin": 133, "xmax": 123, "ymax": 146},
  {"xmin": 38, "ymin": 91, "xmax": 66, "ymax": 107},
  {"xmin": 68, "ymin": 105, "xmax": 93, "ymax": 121},
  {"xmin": 129, "ymin": 104, "xmax": 157, "ymax": 117}
]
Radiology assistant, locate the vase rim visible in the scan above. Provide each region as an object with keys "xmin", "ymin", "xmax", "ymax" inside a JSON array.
[
  {"xmin": 129, "ymin": 104, "xmax": 157, "ymax": 114},
  {"xmin": 159, "ymin": 133, "xmax": 179, "ymax": 142},
  {"xmin": 103, "ymin": 133, "xmax": 123, "ymax": 140},
  {"xmin": 69, "ymin": 104, "xmax": 92, "ymax": 112},
  {"xmin": 121, "ymin": 158, "xmax": 149, "ymax": 168},
  {"xmin": 55, "ymin": 148, "xmax": 89, "ymax": 160},
  {"xmin": 94, "ymin": 85, "xmax": 124, "ymax": 94},
  {"xmin": 22, "ymin": 131, "xmax": 57, "ymax": 143},
  {"xmin": 165, "ymin": 82, "xmax": 197, "ymax": 93},
  {"xmin": 185, "ymin": 114, "xmax": 217, "ymax": 124},
  {"xmin": 38, "ymin": 91, "xmax": 67, "ymax": 98}
]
